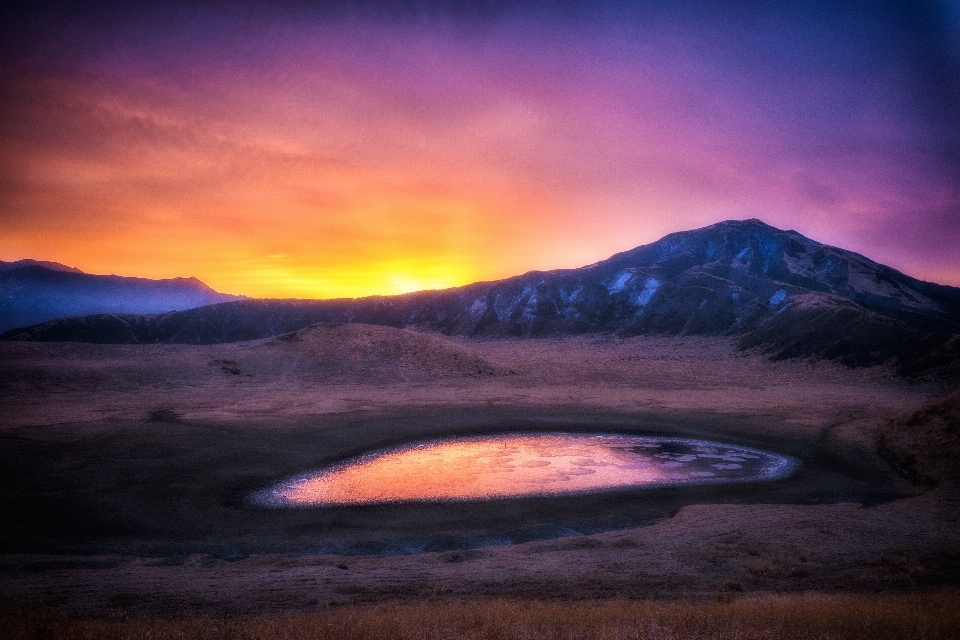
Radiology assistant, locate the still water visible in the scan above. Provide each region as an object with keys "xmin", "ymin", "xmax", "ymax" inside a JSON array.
[{"xmin": 255, "ymin": 433, "xmax": 796, "ymax": 507}]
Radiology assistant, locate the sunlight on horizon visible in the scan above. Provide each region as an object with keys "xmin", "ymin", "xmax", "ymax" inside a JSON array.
[{"xmin": 220, "ymin": 257, "xmax": 478, "ymax": 299}]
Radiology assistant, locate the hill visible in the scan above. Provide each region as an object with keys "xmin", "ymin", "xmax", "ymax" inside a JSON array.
[{"xmin": 253, "ymin": 323, "xmax": 510, "ymax": 380}]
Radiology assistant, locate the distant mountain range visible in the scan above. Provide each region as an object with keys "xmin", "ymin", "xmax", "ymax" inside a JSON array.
[
  {"xmin": 4, "ymin": 220, "xmax": 959, "ymax": 377},
  {"xmin": 0, "ymin": 260, "xmax": 241, "ymax": 333},
  {"xmin": 0, "ymin": 259, "xmax": 84, "ymax": 275}
]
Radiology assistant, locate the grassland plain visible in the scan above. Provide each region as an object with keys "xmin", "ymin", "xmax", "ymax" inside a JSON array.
[
  {"xmin": 3, "ymin": 593, "xmax": 960, "ymax": 639},
  {"xmin": 1, "ymin": 327, "xmax": 958, "ymax": 636}
]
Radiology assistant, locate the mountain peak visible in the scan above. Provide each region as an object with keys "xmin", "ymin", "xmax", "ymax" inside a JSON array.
[
  {"xmin": 712, "ymin": 217, "xmax": 775, "ymax": 228},
  {"xmin": 594, "ymin": 219, "xmax": 957, "ymax": 326}
]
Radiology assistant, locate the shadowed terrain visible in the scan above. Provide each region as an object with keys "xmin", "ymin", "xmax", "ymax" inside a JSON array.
[{"xmin": 880, "ymin": 385, "xmax": 960, "ymax": 486}]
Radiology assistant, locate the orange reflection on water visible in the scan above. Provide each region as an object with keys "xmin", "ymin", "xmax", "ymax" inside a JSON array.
[{"xmin": 275, "ymin": 435, "xmax": 667, "ymax": 505}]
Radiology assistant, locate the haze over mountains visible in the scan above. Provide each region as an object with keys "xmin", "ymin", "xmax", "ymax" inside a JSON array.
[
  {"xmin": 4, "ymin": 220, "xmax": 959, "ymax": 377},
  {"xmin": 0, "ymin": 260, "xmax": 241, "ymax": 333}
]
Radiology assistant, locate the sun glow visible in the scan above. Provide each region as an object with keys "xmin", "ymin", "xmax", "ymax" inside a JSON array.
[
  {"xmin": 226, "ymin": 255, "xmax": 476, "ymax": 299},
  {"xmin": 389, "ymin": 275, "xmax": 454, "ymax": 295},
  {"xmin": 2, "ymin": 3, "xmax": 958, "ymax": 294}
]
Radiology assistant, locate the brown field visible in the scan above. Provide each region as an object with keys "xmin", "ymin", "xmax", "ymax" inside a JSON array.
[
  {"xmin": 4, "ymin": 593, "xmax": 960, "ymax": 639},
  {"xmin": 1, "ymin": 325, "xmax": 958, "ymax": 636}
]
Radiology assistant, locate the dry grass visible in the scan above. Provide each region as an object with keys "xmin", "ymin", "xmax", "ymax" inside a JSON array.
[
  {"xmin": 879, "ymin": 384, "xmax": 960, "ymax": 485},
  {"xmin": 4, "ymin": 592, "xmax": 959, "ymax": 639},
  {"xmin": 0, "ymin": 333, "xmax": 929, "ymax": 431}
]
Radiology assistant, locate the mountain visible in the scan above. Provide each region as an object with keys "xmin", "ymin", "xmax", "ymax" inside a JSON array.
[
  {"xmin": 0, "ymin": 262, "xmax": 242, "ymax": 333},
  {"xmin": 0, "ymin": 259, "xmax": 83, "ymax": 274},
  {"xmin": 4, "ymin": 220, "xmax": 959, "ymax": 376}
]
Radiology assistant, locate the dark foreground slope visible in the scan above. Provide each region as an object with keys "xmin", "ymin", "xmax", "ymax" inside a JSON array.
[
  {"xmin": 4, "ymin": 220, "xmax": 959, "ymax": 375},
  {"xmin": 0, "ymin": 261, "xmax": 241, "ymax": 332},
  {"xmin": 880, "ymin": 385, "xmax": 960, "ymax": 485}
]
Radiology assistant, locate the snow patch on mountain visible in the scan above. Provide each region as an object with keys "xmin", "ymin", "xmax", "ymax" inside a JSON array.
[
  {"xmin": 565, "ymin": 286, "xmax": 583, "ymax": 303},
  {"xmin": 520, "ymin": 290, "xmax": 539, "ymax": 320},
  {"xmin": 468, "ymin": 298, "xmax": 486, "ymax": 316},
  {"xmin": 659, "ymin": 238, "xmax": 686, "ymax": 259},
  {"xmin": 847, "ymin": 265, "xmax": 941, "ymax": 312},
  {"xmin": 633, "ymin": 278, "xmax": 660, "ymax": 306},
  {"xmin": 769, "ymin": 289, "xmax": 788, "ymax": 307},
  {"xmin": 607, "ymin": 270, "xmax": 633, "ymax": 294}
]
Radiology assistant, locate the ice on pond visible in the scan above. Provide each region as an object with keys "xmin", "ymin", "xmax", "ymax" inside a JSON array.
[{"xmin": 255, "ymin": 433, "xmax": 797, "ymax": 507}]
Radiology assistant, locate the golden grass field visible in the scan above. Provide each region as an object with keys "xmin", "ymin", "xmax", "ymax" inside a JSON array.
[{"xmin": 5, "ymin": 592, "xmax": 960, "ymax": 639}]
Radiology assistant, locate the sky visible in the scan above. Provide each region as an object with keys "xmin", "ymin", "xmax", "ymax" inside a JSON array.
[{"xmin": 1, "ymin": 0, "xmax": 959, "ymax": 298}]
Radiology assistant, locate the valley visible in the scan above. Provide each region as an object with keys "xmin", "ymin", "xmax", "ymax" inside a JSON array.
[{"xmin": 2, "ymin": 329, "xmax": 957, "ymax": 617}]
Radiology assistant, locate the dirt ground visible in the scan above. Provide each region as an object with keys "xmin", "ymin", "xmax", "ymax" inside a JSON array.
[{"xmin": 1, "ymin": 328, "xmax": 957, "ymax": 616}]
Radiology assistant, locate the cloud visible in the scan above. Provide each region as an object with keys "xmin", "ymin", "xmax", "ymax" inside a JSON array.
[{"xmin": 1, "ymin": 0, "xmax": 958, "ymax": 293}]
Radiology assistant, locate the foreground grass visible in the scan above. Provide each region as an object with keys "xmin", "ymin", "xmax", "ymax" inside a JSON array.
[{"xmin": 4, "ymin": 592, "xmax": 959, "ymax": 639}]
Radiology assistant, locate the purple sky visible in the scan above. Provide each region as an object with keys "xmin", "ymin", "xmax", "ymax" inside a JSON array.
[{"xmin": 1, "ymin": 1, "xmax": 958, "ymax": 296}]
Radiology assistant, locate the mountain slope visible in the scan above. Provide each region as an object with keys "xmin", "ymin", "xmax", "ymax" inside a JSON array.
[
  {"xmin": 0, "ymin": 263, "xmax": 242, "ymax": 332},
  {"xmin": 879, "ymin": 385, "xmax": 960, "ymax": 485},
  {"xmin": 4, "ymin": 220, "xmax": 959, "ymax": 376}
]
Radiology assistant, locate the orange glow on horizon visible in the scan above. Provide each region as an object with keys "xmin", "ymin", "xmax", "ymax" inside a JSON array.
[
  {"xmin": 0, "ymin": 63, "xmax": 641, "ymax": 298},
  {"xmin": 2, "ymin": 9, "xmax": 957, "ymax": 294}
]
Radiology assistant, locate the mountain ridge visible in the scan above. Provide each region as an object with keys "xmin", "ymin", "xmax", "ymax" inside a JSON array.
[
  {"xmin": 0, "ymin": 259, "xmax": 84, "ymax": 274},
  {"xmin": 4, "ymin": 219, "xmax": 959, "ymax": 377},
  {"xmin": 0, "ymin": 263, "xmax": 242, "ymax": 333}
]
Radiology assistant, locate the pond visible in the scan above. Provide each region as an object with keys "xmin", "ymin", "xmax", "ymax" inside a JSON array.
[{"xmin": 255, "ymin": 433, "xmax": 797, "ymax": 507}]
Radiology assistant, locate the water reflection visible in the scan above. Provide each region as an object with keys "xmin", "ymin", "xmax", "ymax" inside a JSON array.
[{"xmin": 256, "ymin": 433, "xmax": 796, "ymax": 506}]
